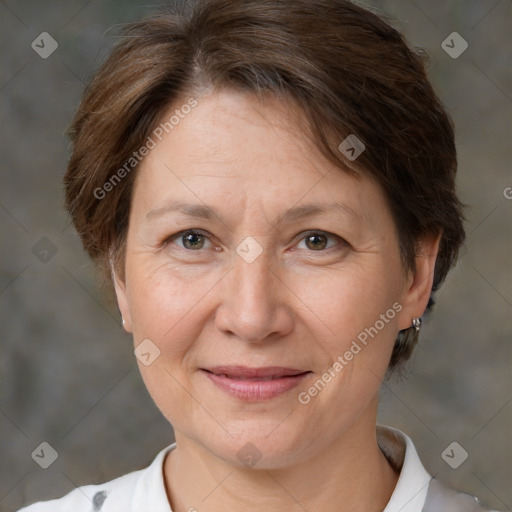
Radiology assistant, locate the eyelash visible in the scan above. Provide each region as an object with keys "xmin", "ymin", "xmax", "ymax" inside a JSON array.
[{"xmin": 161, "ymin": 229, "xmax": 346, "ymax": 254}]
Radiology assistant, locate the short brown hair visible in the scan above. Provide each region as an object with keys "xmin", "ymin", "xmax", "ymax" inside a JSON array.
[{"xmin": 64, "ymin": 0, "xmax": 465, "ymax": 370}]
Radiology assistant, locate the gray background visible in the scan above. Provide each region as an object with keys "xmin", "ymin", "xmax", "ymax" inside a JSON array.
[{"xmin": 0, "ymin": 1, "xmax": 510, "ymax": 511}]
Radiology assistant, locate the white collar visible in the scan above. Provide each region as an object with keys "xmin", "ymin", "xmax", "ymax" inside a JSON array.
[
  {"xmin": 129, "ymin": 443, "xmax": 174, "ymax": 512},
  {"xmin": 378, "ymin": 425, "xmax": 432, "ymax": 512},
  {"xmin": 127, "ymin": 425, "xmax": 431, "ymax": 512},
  {"xmin": 19, "ymin": 426, "xmax": 432, "ymax": 511}
]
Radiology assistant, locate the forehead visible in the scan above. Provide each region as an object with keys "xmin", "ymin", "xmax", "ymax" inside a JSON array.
[
  {"xmin": 157, "ymin": 90, "xmax": 326, "ymax": 170},
  {"xmin": 130, "ymin": 90, "xmax": 388, "ymax": 228}
]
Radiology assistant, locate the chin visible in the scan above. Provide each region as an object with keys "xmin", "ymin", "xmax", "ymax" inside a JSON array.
[{"xmin": 194, "ymin": 418, "xmax": 315, "ymax": 470}]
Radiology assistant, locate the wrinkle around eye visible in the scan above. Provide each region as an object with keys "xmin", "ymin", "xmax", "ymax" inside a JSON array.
[{"xmin": 157, "ymin": 229, "xmax": 354, "ymax": 262}]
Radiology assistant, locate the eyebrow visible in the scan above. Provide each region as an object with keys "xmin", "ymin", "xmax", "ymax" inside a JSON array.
[{"xmin": 145, "ymin": 200, "xmax": 365, "ymax": 225}]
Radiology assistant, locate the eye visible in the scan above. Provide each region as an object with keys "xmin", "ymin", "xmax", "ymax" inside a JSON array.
[
  {"xmin": 165, "ymin": 229, "xmax": 213, "ymax": 251},
  {"xmin": 162, "ymin": 229, "xmax": 346, "ymax": 254},
  {"xmin": 296, "ymin": 231, "xmax": 344, "ymax": 251}
]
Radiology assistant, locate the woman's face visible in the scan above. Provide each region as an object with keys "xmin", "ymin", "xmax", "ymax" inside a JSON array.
[{"xmin": 114, "ymin": 90, "xmax": 434, "ymax": 468}]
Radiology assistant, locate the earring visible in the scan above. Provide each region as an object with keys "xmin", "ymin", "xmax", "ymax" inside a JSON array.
[
  {"xmin": 122, "ymin": 318, "xmax": 126, "ymax": 327},
  {"xmin": 412, "ymin": 317, "xmax": 422, "ymax": 332}
]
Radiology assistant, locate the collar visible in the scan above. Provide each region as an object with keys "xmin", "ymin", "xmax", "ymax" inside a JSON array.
[
  {"xmin": 378, "ymin": 425, "xmax": 432, "ymax": 512},
  {"xmin": 129, "ymin": 443, "xmax": 175, "ymax": 512},
  {"xmin": 129, "ymin": 425, "xmax": 431, "ymax": 512}
]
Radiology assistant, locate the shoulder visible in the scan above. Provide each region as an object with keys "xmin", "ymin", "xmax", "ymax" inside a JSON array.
[
  {"xmin": 377, "ymin": 426, "xmax": 504, "ymax": 512},
  {"xmin": 424, "ymin": 478, "xmax": 504, "ymax": 512},
  {"xmin": 16, "ymin": 443, "xmax": 175, "ymax": 512},
  {"xmin": 17, "ymin": 467, "xmax": 142, "ymax": 512}
]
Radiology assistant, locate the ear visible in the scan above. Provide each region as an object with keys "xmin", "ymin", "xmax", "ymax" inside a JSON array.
[
  {"xmin": 111, "ymin": 262, "xmax": 133, "ymax": 333},
  {"xmin": 397, "ymin": 232, "xmax": 442, "ymax": 331}
]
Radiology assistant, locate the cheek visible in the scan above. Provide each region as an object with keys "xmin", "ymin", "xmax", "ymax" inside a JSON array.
[
  {"xmin": 294, "ymin": 259, "xmax": 403, "ymax": 341},
  {"xmin": 294, "ymin": 265, "xmax": 402, "ymax": 424},
  {"xmin": 126, "ymin": 259, "xmax": 210, "ymax": 354},
  {"xmin": 126, "ymin": 249, "xmax": 403, "ymax": 357},
  {"xmin": 294, "ymin": 260, "xmax": 403, "ymax": 410},
  {"xmin": 125, "ymin": 264, "xmax": 210, "ymax": 425}
]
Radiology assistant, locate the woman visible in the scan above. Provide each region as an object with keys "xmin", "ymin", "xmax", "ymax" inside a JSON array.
[{"xmin": 18, "ymin": 0, "xmax": 500, "ymax": 511}]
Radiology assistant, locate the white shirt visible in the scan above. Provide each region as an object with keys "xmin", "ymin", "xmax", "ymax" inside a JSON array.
[{"xmin": 17, "ymin": 426, "xmax": 494, "ymax": 512}]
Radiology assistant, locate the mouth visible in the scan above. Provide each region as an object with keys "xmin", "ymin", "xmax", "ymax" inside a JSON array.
[{"xmin": 201, "ymin": 366, "xmax": 312, "ymax": 401}]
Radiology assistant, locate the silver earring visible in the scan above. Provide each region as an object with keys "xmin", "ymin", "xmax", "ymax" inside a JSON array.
[
  {"xmin": 412, "ymin": 317, "xmax": 422, "ymax": 332},
  {"xmin": 122, "ymin": 318, "xmax": 126, "ymax": 327}
]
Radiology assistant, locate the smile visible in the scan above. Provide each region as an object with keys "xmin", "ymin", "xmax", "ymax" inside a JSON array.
[{"xmin": 201, "ymin": 366, "xmax": 311, "ymax": 401}]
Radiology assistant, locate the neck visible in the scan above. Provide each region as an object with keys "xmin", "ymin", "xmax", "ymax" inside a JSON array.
[{"xmin": 163, "ymin": 403, "xmax": 398, "ymax": 512}]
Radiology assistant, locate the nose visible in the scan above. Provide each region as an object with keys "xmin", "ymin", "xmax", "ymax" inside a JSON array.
[{"xmin": 214, "ymin": 251, "xmax": 294, "ymax": 343}]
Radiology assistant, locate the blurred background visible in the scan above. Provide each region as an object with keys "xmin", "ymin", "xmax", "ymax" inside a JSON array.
[{"xmin": 0, "ymin": 0, "xmax": 510, "ymax": 511}]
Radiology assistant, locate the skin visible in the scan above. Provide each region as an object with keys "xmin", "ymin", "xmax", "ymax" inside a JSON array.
[{"xmin": 113, "ymin": 90, "xmax": 440, "ymax": 512}]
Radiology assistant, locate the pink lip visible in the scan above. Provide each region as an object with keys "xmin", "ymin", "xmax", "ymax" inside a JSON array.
[{"xmin": 202, "ymin": 366, "xmax": 311, "ymax": 401}]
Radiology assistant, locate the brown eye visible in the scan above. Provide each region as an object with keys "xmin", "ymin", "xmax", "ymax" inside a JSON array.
[
  {"xmin": 166, "ymin": 230, "xmax": 212, "ymax": 251},
  {"xmin": 304, "ymin": 233, "xmax": 328, "ymax": 250},
  {"xmin": 298, "ymin": 231, "xmax": 341, "ymax": 251},
  {"xmin": 182, "ymin": 232, "xmax": 206, "ymax": 250}
]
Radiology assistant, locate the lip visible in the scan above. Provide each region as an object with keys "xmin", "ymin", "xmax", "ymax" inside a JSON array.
[{"xmin": 201, "ymin": 366, "xmax": 311, "ymax": 401}]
